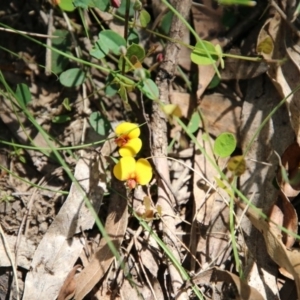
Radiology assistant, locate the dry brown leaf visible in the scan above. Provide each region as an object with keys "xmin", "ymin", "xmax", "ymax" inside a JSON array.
[
  {"xmin": 57, "ymin": 265, "xmax": 81, "ymax": 300},
  {"xmin": 268, "ymin": 192, "xmax": 298, "ymax": 249},
  {"xmin": 135, "ymin": 239, "xmax": 159, "ymax": 278},
  {"xmin": 277, "ymin": 142, "xmax": 300, "ymax": 197},
  {"xmin": 120, "ymin": 277, "xmax": 153, "ymax": 300},
  {"xmin": 238, "ymin": 74, "xmax": 294, "ymax": 298},
  {"xmin": 286, "ymin": 43, "xmax": 300, "ymax": 144},
  {"xmin": 187, "ymin": 267, "xmax": 264, "ymax": 300},
  {"xmin": 256, "ymin": 11, "xmax": 292, "ymax": 101},
  {"xmin": 22, "ymin": 154, "xmax": 104, "ymax": 300},
  {"xmin": 239, "ymin": 201, "xmax": 300, "ymax": 298},
  {"xmin": 170, "ymin": 92, "xmax": 196, "ymax": 119},
  {"xmin": 73, "ymin": 177, "xmax": 128, "ymax": 299},
  {"xmin": 191, "ymin": 1, "xmax": 225, "ymax": 41},
  {"xmin": 191, "ymin": 92, "xmax": 240, "ymax": 270},
  {"xmin": 191, "ymin": 132, "xmax": 231, "ymax": 271},
  {"xmin": 199, "ymin": 93, "xmax": 241, "ymax": 137},
  {"xmin": 257, "ymin": 8, "xmax": 300, "ymax": 144}
]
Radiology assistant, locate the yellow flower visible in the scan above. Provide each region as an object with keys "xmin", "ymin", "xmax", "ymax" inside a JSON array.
[
  {"xmin": 113, "ymin": 157, "xmax": 152, "ymax": 189},
  {"xmin": 115, "ymin": 122, "xmax": 142, "ymax": 157}
]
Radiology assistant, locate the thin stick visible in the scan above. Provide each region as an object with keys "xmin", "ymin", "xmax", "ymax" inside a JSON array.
[
  {"xmin": 0, "ymin": 224, "xmax": 20, "ymax": 300},
  {"xmin": 0, "ymin": 26, "xmax": 58, "ymax": 38},
  {"xmin": 45, "ymin": 8, "xmax": 54, "ymax": 76}
]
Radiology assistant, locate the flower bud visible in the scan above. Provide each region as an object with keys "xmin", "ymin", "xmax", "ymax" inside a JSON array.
[
  {"xmin": 133, "ymin": 0, "xmax": 142, "ymax": 11},
  {"xmin": 134, "ymin": 68, "xmax": 146, "ymax": 80},
  {"xmin": 111, "ymin": 0, "xmax": 121, "ymax": 8},
  {"xmin": 119, "ymin": 45, "xmax": 127, "ymax": 56}
]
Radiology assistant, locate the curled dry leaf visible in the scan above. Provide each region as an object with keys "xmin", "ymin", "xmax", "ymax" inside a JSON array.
[
  {"xmin": 238, "ymin": 201, "xmax": 300, "ymax": 298},
  {"xmin": 22, "ymin": 155, "xmax": 104, "ymax": 300},
  {"xmin": 277, "ymin": 142, "xmax": 300, "ymax": 198},
  {"xmin": 268, "ymin": 192, "xmax": 298, "ymax": 249},
  {"xmin": 57, "ymin": 265, "xmax": 81, "ymax": 300},
  {"xmin": 185, "ymin": 267, "xmax": 264, "ymax": 300}
]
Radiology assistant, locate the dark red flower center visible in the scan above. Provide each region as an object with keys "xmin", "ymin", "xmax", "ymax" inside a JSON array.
[{"xmin": 115, "ymin": 135, "xmax": 129, "ymax": 147}]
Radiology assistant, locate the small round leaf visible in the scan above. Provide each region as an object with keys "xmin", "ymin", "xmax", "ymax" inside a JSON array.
[
  {"xmin": 59, "ymin": 68, "xmax": 86, "ymax": 87},
  {"xmin": 99, "ymin": 30, "xmax": 126, "ymax": 55},
  {"xmin": 213, "ymin": 132, "xmax": 236, "ymax": 157},
  {"xmin": 89, "ymin": 112, "xmax": 111, "ymax": 136},
  {"xmin": 191, "ymin": 41, "xmax": 218, "ymax": 65},
  {"xmin": 59, "ymin": 0, "xmax": 75, "ymax": 11},
  {"xmin": 140, "ymin": 9, "xmax": 151, "ymax": 27}
]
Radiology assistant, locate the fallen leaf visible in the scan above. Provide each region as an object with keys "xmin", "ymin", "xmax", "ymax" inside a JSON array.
[
  {"xmin": 22, "ymin": 154, "xmax": 104, "ymax": 300},
  {"xmin": 187, "ymin": 267, "xmax": 264, "ymax": 300},
  {"xmin": 268, "ymin": 192, "xmax": 298, "ymax": 249},
  {"xmin": 277, "ymin": 142, "xmax": 300, "ymax": 197},
  {"xmin": 73, "ymin": 176, "xmax": 128, "ymax": 299},
  {"xmin": 57, "ymin": 265, "xmax": 81, "ymax": 300},
  {"xmin": 238, "ymin": 200, "xmax": 300, "ymax": 298}
]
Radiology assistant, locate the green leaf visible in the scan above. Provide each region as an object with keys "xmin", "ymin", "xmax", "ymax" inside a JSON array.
[
  {"xmin": 90, "ymin": 40, "xmax": 108, "ymax": 59},
  {"xmin": 73, "ymin": 0, "xmax": 109, "ymax": 10},
  {"xmin": 128, "ymin": 28, "xmax": 139, "ymax": 45},
  {"xmin": 62, "ymin": 98, "xmax": 72, "ymax": 111},
  {"xmin": 191, "ymin": 41, "xmax": 218, "ymax": 65},
  {"xmin": 202, "ymin": 133, "xmax": 209, "ymax": 141},
  {"xmin": 140, "ymin": 9, "xmax": 151, "ymax": 27},
  {"xmin": 73, "ymin": 0, "xmax": 89, "ymax": 9},
  {"xmin": 88, "ymin": 0, "xmax": 109, "ymax": 10},
  {"xmin": 59, "ymin": 68, "xmax": 86, "ymax": 87},
  {"xmin": 51, "ymin": 30, "xmax": 71, "ymax": 74},
  {"xmin": 118, "ymin": 43, "xmax": 145, "ymax": 72},
  {"xmin": 118, "ymin": 85, "xmax": 128, "ymax": 103},
  {"xmin": 208, "ymin": 75, "xmax": 221, "ymax": 89},
  {"xmin": 138, "ymin": 78, "xmax": 159, "ymax": 100},
  {"xmin": 213, "ymin": 132, "xmax": 236, "ymax": 158},
  {"xmin": 215, "ymin": 44, "xmax": 224, "ymax": 69},
  {"xmin": 187, "ymin": 111, "xmax": 200, "ymax": 134},
  {"xmin": 99, "ymin": 30, "xmax": 126, "ymax": 55},
  {"xmin": 15, "ymin": 83, "xmax": 31, "ymax": 108},
  {"xmin": 160, "ymin": 11, "xmax": 173, "ymax": 35},
  {"xmin": 89, "ymin": 112, "xmax": 111, "ymax": 136},
  {"xmin": 116, "ymin": 0, "xmax": 134, "ymax": 17},
  {"xmin": 52, "ymin": 115, "xmax": 72, "ymax": 123},
  {"xmin": 105, "ymin": 83, "xmax": 119, "ymax": 96},
  {"xmin": 59, "ymin": 0, "xmax": 75, "ymax": 11}
]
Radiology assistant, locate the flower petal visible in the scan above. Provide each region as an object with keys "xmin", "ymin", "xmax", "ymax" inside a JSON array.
[
  {"xmin": 135, "ymin": 159, "xmax": 152, "ymax": 185},
  {"xmin": 113, "ymin": 157, "xmax": 136, "ymax": 181},
  {"xmin": 115, "ymin": 122, "xmax": 140, "ymax": 139},
  {"xmin": 119, "ymin": 138, "xmax": 142, "ymax": 157}
]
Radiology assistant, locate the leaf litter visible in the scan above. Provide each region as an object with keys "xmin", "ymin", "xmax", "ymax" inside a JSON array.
[{"xmin": 1, "ymin": 0, "xmax": 300, "ymax": 299}]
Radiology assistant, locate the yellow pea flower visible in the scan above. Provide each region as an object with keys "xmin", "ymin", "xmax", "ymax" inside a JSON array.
[
  {"xmin": 113, "ymin": 157, "xmax": 152, "ymax": 189},
  {"xmin": 115, "ymin": 122, "xmax": 142, "ymax": 157}
]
